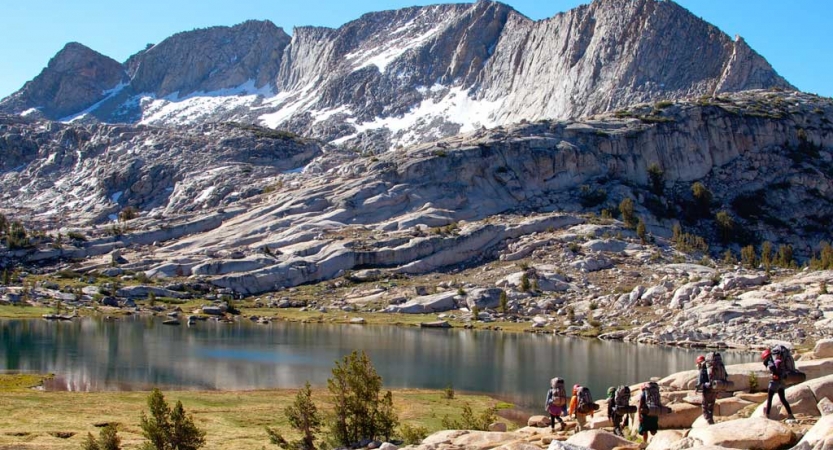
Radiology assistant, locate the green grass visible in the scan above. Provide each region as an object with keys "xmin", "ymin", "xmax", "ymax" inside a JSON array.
[
  {"xmin": 0, "ymin": 380, "xmax": 509, "ymax": 450},
  {"xmin": 0, "ymin": 304, "xmax": 54, "ymax": 318},
  {"xmin": 0, "ymin": 373, "xmax": 53, "ymax": 391}
]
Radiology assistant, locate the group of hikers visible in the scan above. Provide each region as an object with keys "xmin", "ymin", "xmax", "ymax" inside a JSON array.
[{"xmin": 545, "ymin": 344, "xmax": 805, "ymax": 442}]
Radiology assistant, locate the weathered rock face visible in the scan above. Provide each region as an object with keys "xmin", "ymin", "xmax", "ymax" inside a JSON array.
[
  {"xmin": 0, "ymin": 0, "xmax": 793, "ymax": 149},
  {"xmin": 127, "ymin": 20, "xmax": 290, "ymax": 98},
  {"xmin": 0, "ymin": 118, "xmax": 323, "ymax": 223},
  {"xmin": 0, "ymin": 43, "xmax": 126, "ymax": 120}
]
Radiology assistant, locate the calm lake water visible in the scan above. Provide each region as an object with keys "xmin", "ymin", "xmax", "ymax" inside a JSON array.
[{"xmin": 0, "ymin": 318, "xmax": 756, "ymax": 411}]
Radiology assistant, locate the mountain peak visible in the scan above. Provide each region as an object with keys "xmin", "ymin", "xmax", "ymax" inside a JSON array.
[
  {"xmin": 0, "ymin": 42, "xmax": 126, "ymax": 119},
  {"xmin": 1, "ymin": 0, "xmax": 795, "ymax": 140}
]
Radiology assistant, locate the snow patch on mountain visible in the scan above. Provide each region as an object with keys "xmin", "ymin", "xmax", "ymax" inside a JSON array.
[
  {"xmin": 137, "ymin": 80, "xmax": 272, "ymax": 126},
  {"xmin": 340, "ymin": 86, "xmax": 504, "ymax": 148},
  {"xmin": 346, "ymin": 24, "xmax": 444, "ymax": 74}
]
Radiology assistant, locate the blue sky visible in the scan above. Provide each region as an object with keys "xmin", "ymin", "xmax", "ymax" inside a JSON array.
[{"xmin": 1, "ymin": 0, "xmax": 831, "ymax": 99}]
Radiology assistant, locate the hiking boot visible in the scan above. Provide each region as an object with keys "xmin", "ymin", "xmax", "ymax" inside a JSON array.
[
  {"xmin": 763, "ymin": 407, "xmax": 770, "ymax": 418},
  {"xmin": 559, "ymin": 422, "xmax": 565, "ymax": 431},
  {"xmin": 786, "ymin": 414, "xmax": 796, "ymax": 422}
]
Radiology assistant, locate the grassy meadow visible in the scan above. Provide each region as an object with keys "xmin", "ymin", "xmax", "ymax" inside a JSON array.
[{"xmin": 0, "ymin": 374, "xmax": 512, "ymax": 450}]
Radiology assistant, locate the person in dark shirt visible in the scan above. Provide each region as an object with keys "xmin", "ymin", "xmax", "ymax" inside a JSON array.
[
  {"xmin": 762, "ymin": 349, "xmax": 795, "ymax": 421},
  {"xmin": 696, "ymin": 355, "xmax": 717, "ymax": 425}
]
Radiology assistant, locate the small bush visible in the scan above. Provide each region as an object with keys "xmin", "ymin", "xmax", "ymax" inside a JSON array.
[
  {"xmin": 82, "ymin": 424, "xmax": 120, "ymax": 450},
  {"xmin": 7, "ymin": 221, "xmax": 30, "ymax": 249},
  {"xmin": 672, "ymin": 224, "xmax": 708, "ymax": 254},
  {"xmin": 443, "ymin": 384, "xmax": 455, "ymax": 400},
  {"xmin": 691, "ymin": 182, "xmax": 713, "ymax": 218},
  {"xmin": 647, "ymin": 163, "xmax": 664, "ymax": 195},
  {"xmin": 722, "ymin": 249, "xmax": 736, "ymax": 265},
  {"xmin": 498, "ymin": 290, "xmax": 508, "ymax": 314},
  {"xmin": 715, "ymin": 210, "xmax": 734, "ymax": 243},
  {"xmin": 748, "ymin": 371, "xmax": 759, "ymax": 393},
  {"xmin": 636, "ymin": 218, "xmax": 647, "ymax": 243},
  {"xmin": 741, "ymin": 245, "xmax": 758, "ymax": 269},
  {"xmin": 578, "ymin": 185, "xmax": 607, "ymax": 208},
  {"xmin": 520, "ymin": 273, "xmax": 531, "ymax": 292},
  {"xmin": 619, "ymin": 198, "xmax": 636, "ymax": 229},
  {"xmin": 441, "ymin": 404, "xmax": 498, "ymax": 431},
  {"xmin": 118, "ymin": 206, "xmax": 139, "ymax": 223},
  {"xmin": 399, "ymin": 423, "xmax": 429, "ymax": 445}
]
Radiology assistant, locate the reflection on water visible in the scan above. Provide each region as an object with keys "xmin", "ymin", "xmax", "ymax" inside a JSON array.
[{"xmin": 0, "ymin": 318, "xmax": 756, "ymax": 410}]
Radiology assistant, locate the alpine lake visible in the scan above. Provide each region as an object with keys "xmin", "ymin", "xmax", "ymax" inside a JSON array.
[{"xmin": 0, "ymin": 316, "xmax": 758, "ymax": 414}]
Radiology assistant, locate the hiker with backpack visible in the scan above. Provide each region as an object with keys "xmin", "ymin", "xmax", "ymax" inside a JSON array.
[
  {"xmin": 609, "ymin": 385, "xmax": 634, "ymax": 437},
  {"xmin": 545, "ymin": 378, "xmax": 568, "ymax": 431},
  {"xmin": 762, "ymin": 347, "xmax": 797, "ymax": 421},
  {"xmin": 568, "ymin": 384, "xmax": 596, "ymax": 432},
  {"xmin": 638, "ymin": 381, "xmax": 668, "ymax": 443},
  {"xmin": 696, "ymin": 355, "xmax": 718, "ymax": 424},
  {"xmin": 606, "ymin": 387, "xmax": 616, "ymax": 425},
  {"xmin": 696, "ymin": 352, "xmax": 732, "ymax": 425}
]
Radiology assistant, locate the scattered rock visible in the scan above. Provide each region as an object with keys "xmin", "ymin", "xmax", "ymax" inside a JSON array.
[
  {"xmin": 566, "ymin": 430, "xmax": 632, "ymax": 450},
  {"xmin": 687, "ymin": 417, "xmax": 794, "ymax": 450}
]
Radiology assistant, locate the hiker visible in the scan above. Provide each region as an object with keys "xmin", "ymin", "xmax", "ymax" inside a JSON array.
[
  {"xmin": 610, "ymin": 385, "xmax": 634, "ymax": 436},
  {"xmin": 545, "ymin": 378, "xmax": 567, "ymax": 431},
  {"xmin": 696, "ymin": 355, "xmax": 717, "ymax": 424},
  {"xmin": 606, "ymin": 387, "xmax": 616, "ymax": 423},
  {"xmin": 638, "ymin": 382, "xmax": 664, "ymax": 444},
  {"xmin": 696, "ymin": 352, "xmax": 732, "ymax": 425},
  {"xmin": 568, "ymin": 384, "xmax": 596, "ymax": 432},
  {"xmin": 762, "ymin": 348, "xmax": 796, "ymax": 421}
]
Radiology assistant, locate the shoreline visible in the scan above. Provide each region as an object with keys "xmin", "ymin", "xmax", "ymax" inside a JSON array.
[{"xmin": 0, "ymin": 304, "xmax": 771, "ymax": 354}]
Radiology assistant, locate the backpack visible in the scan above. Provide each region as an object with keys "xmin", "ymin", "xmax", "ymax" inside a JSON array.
[
  {"xmin": 576, "ymin": 386, "xmax": 597, "ymax": 414},
  {"xmin": 771, "ymin": 345, "xmax": 806, "ymax": 385},
  {"xmin": 705, "ymin": 352, "xmax": 733, "ymax": 391},
  {"xmin": 614, "ymin": 385, "xmax": 637, "ymax": 415},
  {"xmin": 550, "ymin": 378, "xmax": 567, "ymax": 407},
  {"xmin": 641, "ymin": 382, "xmax": 669, "ymax": 417}
]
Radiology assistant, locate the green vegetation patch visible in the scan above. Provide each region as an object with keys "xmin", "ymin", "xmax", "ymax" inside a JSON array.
[{"xmin": 0, "ymin": 373, "xmax": 53, "ymax": 392}]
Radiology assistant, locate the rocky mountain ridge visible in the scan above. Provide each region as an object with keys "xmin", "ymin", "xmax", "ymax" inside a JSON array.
[
  {"xmin": 1, "ymin": 0, "xmax": 793, "ymax": 151},
  {"xmin": 2, "ymin": 90, "xmax": 833, "ymax": 349}
]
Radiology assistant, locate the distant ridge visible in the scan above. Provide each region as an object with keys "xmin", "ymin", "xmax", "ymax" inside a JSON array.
[{"xmin": 0, "ymin": 0, "xmax": 794, "ymax": 151}]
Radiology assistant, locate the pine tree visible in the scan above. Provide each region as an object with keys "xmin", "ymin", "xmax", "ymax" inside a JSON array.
[
  {"xmin": 761, "ymin": 241, "xmax": 773, "ymax": 272},
  {"xmin": 691, "ymin": 182, "xmax": 713, "ymax": 218},
  {"xmin": 328, "ymin": 351, "xmax": 398, "ymax": 447},
  {"xmin": 139, "ymin": 389, "xmax": 205, "ymax": 450},
  {"xmin": 518, "ymin": 272, "xmax": 530, "ymax": 292},
  {"xmin": 776, "ymin": 244, "xmax": 794, "ymax": 268},
  {"xmin": 741, "ymin": 245, "xmax": 758, "ymax": 269},
  {"xmin": 722, "ymin": 249, "xmax": 736, "ymax": 266},
  {"xmin": 715, "ymin": 210, "xmax": 734, "ymax": 243},
  {"xmin": 272, "ymin": 382, "xmax": 322, "ymax": 450},
  {"xmin": 647, "ymin": 163, "xmax": 664, "ymax": 196},
  {"xmin": 636, "ymin": 218, "xmax": 647, "ymax": 244},
  {"xmin": 619, "ymin": 198, "xmax": 636, "ymax": 229}
]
